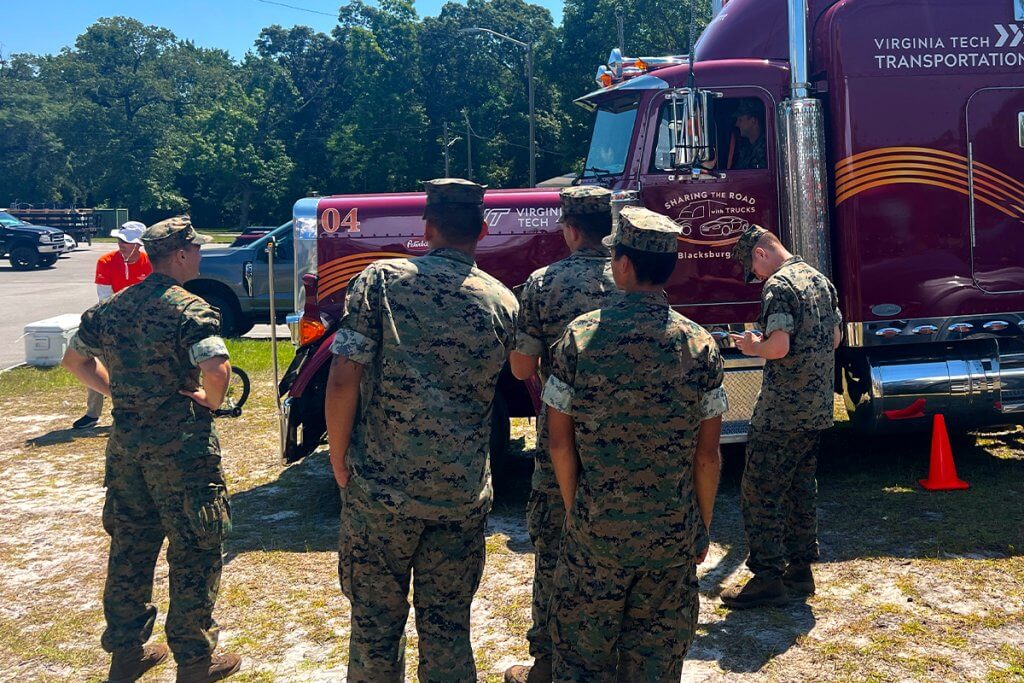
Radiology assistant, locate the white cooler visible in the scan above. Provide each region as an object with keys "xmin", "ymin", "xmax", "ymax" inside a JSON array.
[{"xmin": 24, "ymin": 314, "xmax": 82, "ymax": 367}]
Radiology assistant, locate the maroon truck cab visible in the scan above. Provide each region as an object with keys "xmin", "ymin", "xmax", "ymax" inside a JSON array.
[{"xmin": 280, "ymin": 0, "xmax": 1024, "ymax": 465}]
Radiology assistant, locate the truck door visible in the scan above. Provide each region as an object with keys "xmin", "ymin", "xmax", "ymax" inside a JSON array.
[
  {"xmin": 967, "ymin": 86, "xmax": 1024, "ymax": 293},
  {"xmin": 250, "ymin": 228, "xmax": 294, "ymax": 321},
  {"xmin": 638, "ymin": 88, "xmax": 781, "ymax": 318}
]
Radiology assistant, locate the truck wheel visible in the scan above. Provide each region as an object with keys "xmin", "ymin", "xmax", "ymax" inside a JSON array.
[
  {"xmin": 9, "ymin": 245, "xmax": 39, "ymax": 270},
  {"xmin": 490, "ymin": 392, "xmax": 512, "ymax": 478},
  {"xmin": 203, "ymin": 292, "xmax": 253, "ymax": 337},
  {"xmin": 39, "ymin": 254, "xmax": 58, "ymax": 267}
]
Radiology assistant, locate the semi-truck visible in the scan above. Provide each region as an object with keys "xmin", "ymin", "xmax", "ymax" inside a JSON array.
[{"xmin": 276, "ymin": 0, "xmax": 1024, "ymax": 467}]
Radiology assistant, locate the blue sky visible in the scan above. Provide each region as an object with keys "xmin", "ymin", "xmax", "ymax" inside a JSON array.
[{"xmin": 1, "ymin": 0, "xmax": 563, "ymax": 60}]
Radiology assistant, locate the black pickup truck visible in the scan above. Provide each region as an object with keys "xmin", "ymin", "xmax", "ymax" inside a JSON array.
[
  {"xmin": 184, "ymin": 222, "xmax": 294, "ymax": 336},
  {"xmin": 0, "ymin": 211, "xmax": 66, "ymax": 270}
]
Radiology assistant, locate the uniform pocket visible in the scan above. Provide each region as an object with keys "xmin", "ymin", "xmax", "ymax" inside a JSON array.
[{"xmin": 183, "ymin": 483, "xmax": 232, "ymax": 550}]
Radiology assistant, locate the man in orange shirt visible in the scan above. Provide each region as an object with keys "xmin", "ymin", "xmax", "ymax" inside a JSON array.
[{"xmin": 72, "ymin": 221, "xmax": 153, "ymax": 429}]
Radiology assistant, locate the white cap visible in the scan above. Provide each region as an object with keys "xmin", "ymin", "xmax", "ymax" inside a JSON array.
[{"xmin": 111, "ymin": 221, "xmax": 146, "ymax": 245}]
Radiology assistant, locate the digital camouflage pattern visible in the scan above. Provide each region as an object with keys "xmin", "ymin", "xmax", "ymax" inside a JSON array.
[
  {"xmin": 541, "ymin": 291, "xmax": 726, "ymax": 568},
  {"xmin": 422, "ymin": 177, "xmax": 485, "ymax": 213},
  {"xmin": 69, "ymin": 272, "xmax": 231, "ymax": 664},
  {"xmin": 339, "ymin": 486, "xmax": 486, "ymax": 682},
  {"xmin": 741, "ymin": 254, "xmax": 837, "ymax": 580},
  {"xmin": 556, "ymin": 185, "xmax": 612, "ymax": 222},
  {"xmin": 515, "ymin": 243, "xmax": 617, "ymax": 658},
  {"xmin": 752, "ymin": 255, "xmax": 840, "ymax": 431},
  {"xmin": 540, "ymin": 290, "xmax": 725, "ymax": 679},
  {"xmin": 729, "ymin": 225, "xmax": 769, "ymax": 283},
  {"xmin": 331, "ymin": 245, "xmax": 517, "ymax": 681},
  {"xmin": 141, "ymin": 216, "xmax": 212, "ymax": 258},
  {"xmin": 602, "ymin": 206, "xmax": 681, "ymax": 253},
  {"xmin": 330, "ymin": 247, "xmax": 518, "ymax": 520},
  {"xmin": 548, "ymin": 533, "xmax": 700, "ymax": 683},
  {"xmin": 742, "ymin": 427, "xmax": 820, "ymax": 579}
]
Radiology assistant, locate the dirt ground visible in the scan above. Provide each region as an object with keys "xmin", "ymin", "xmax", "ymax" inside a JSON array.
[{"xmin": 0, "ymin": 355, "xmax": 1022, "ymax": 682}]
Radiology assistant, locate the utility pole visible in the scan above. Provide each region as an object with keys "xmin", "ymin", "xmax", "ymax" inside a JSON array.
[
  {"xmin": 463, "ymin": 109, "xmax": 473, "ymax": 180},
  {"xmin": 458, "ymin": 27, "xmax": 536, "ymax": 187},
  {"xmin": 442, "ymin": 120, "xmax": 451, "ymax": 176}
]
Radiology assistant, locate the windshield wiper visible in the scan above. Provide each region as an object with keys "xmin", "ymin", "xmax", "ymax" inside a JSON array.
[{"xmin": 575, "ymin": 166, "xmax": 617, "ymax": 185}]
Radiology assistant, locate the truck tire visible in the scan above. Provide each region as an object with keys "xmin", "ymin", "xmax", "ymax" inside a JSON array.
[
  {"xmin": 39, "ymin": 254, "xmax": 58, "ymax": 267},
  {"xmin": 489, "ymin": 392, "xmax": 512, "ymax": 478},
  {"xmin": 9, "ymin": 244, "xmax": 39, "ymax": 270},
  {"xmin": 202, "ymin": 292, "xmax": 254, "ymax": 337}
]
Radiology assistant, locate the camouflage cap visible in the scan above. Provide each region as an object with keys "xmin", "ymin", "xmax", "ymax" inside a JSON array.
[
  {"xmin": 557, "ymin": 185, "xmax": 612, "ymax": 223},
  {"xmin": 141, "ymin": 216, "xmax": 213, "ymax": 257},
  {"xmin": 422, "ymin": 178, "xmax": 486, "ymax": 217},
  {"xmin": 730, "ymin": 224, "xmax": 769, "ymax": 283},
  {"xmin": 602, "ymin": 206, "xmax": 680, "ymax": 253}
]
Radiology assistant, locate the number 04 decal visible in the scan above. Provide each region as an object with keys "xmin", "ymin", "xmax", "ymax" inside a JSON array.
[{"xmin": 321, "ymin": 207, "xmax": 361, "ymax": 234}]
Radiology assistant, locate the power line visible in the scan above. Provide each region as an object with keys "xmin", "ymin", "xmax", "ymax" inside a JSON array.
[{"xmin": 255, "ymin": 0, "xmax": 337, "ymax": 17}]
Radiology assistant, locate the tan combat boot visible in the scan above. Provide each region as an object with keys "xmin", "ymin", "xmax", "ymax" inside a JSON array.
[
  {"xmin": 720, "ymin": 574, "xmax": 790, "ymax": 609},
  {"xmin": 175, "ymin": 652, "xmax": 242, "ymax": 683},
  {"xmin": 783, "ymin": 563, "xmax": 815, "ymax": 595},
  {"xmin": 108, "ymin": 643, "xmax": 170, "ymax": 683},
  {"xmin": 504, "ymin": 656, "xmax": 552, "ymax": 683}
]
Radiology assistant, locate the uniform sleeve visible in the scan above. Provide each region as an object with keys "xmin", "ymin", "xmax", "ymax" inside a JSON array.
[
  {"xmin": 696, "ymin": 336, "xmax": 728, "ymax": 420},
  {"xmin": 541, "ymin": 326, "xmax": 578, "ymax": 415},
  {"xmin": 761, "ymin": 281, "xmax": 799, "ymax": 336},
  {"xmin": 180, "ymin": 300, "xmax": 229, "ymax": 366},
  {"xmin": 829, "ymin": 279, "xmax": 842, "ymax": 326},
  {"xmin": 514, "ymin": 275, "xmax": 544, "ymax": 357},
  {"xmin": 68, "ymin": 304, "xmax": 103, "ymax": 359},
  {"xmin": 330, "ymin": 266, "xmax": 382, "ymax": 366}
]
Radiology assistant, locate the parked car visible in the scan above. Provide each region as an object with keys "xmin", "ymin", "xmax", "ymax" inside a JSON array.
[
  {"xmin": 229, "ymin": 226, "xmax": 276, "ymax": 248},
  {"xmin": 61, "ymin": 234, "xmax": 77, "ymax": 253},
  {"xmin": 0, "ymin": 211, "xmax": 66, "ymax": 270},
  {"xmin": 184, "ymin": 221, "xmax": 293, "ymax": 336}
]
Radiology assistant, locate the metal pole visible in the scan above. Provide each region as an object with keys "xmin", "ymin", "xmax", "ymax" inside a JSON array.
[
  {"xmin": 463, "ymin": 109, "xmax": 473, "ymax": 180},
  {"xmin": 442, "ymin": 120, "xmax": 451, "ymax": 176},
  {"xmin": 266, "ymin": 239, "xmax": 285, "ymax": 456},
  {"xmin": 527, "ymin": 44, "xmax": 536, "ymax": 188}
]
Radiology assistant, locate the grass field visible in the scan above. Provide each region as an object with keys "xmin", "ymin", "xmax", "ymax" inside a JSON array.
[{"xmin": 0, "ymin": 341, "xmax": 1021, "ymax": 681}]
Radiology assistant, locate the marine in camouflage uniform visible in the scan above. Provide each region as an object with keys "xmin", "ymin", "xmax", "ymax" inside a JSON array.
[
  {"xmin": 542, "ymin": 207, "xmax": 728, "ymax": 682},
  {"xmin": 62, "ymin": 217, "xmax": 241, "ymax": 682},
  {"xmin": 326, "ymin": 178, "xmax": 519, "ymax": 682},
  {"xmin": 723, "ymin": 225, "xmax": 841, "ymax": 608},
  {"xmin": 505, "ymin": 186, "xmax": 618, "ymax": 683}
]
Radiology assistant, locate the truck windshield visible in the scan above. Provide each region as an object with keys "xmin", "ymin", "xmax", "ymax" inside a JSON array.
[
  {"xmin": 582, "ymin": 95, "xmax": 640, "ymax": 180},
  {"xmin": 0, "ymin": 212, "xmax": 24, "ymax": 227}
]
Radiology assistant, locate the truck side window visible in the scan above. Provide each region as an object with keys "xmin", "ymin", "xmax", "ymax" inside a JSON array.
[{"xmin": 650, "ymin": 97, "xmax": 768, "ymax": 172}]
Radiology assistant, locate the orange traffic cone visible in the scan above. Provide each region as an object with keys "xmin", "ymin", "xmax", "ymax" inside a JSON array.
[{"xmin": 918, "ymin": 414, "xmax": 970, "ymax": 491}]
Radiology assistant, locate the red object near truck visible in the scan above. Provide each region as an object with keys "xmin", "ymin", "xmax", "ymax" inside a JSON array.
[{"xmin": 278, "ymin": 0, "xmax": 1024, "ymax": 467}]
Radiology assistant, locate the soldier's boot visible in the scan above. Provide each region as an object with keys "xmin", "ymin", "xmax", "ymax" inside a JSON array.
[
  {"xmin": 783, "ymin": 563, "xmax": 815, "ymax": 595},
  {"xmin": 720, "ymin": 575, "xmax": 790, "ymax": 609},
  {"xmin": 107, "ymin": 643, "xmax": 170, "ymax": 683},
  {"xmin": 175, "ymin": 652, "xmax": 242, "ymax": 683},
  {"xmin": 503, "ymin": 656, "xmax": 552, "ymax": 683}
]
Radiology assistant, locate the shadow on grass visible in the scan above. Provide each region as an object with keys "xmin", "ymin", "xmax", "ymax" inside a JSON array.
[
  {"xmin": 223, "ymin": 437, "xmax": 537, "ymax": 564},
  {"xmin": 26, "ymin": 425, "xmax": 111, "ymax": 447},
  {"xmin": 817, "ymin": 425, "xmax": 1024, "ymax": 560}
]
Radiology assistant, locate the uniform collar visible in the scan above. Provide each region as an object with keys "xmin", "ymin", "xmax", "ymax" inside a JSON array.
[
  {"xmin": 145, "ymin": 272, "xmax": 179, "ymax": 287},
  {"xmin": 570, "ymin": 245, "xmax": 611, "ymax": 259},
  {"xmin": 779, "ymin": 255, "xmax": 804, "ymax": 269},
  {"xmin": 426, "ymin": 247, "xmax": 476, "ymax": 266},
  {"xmin": 622, "ymin": 290, "xmax": 668, "ymax": 305}
]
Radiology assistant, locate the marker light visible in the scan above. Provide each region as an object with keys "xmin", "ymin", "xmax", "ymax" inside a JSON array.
[{"xmin": 595, "ymin": 65, "xmax": 613, "ymax": 87}]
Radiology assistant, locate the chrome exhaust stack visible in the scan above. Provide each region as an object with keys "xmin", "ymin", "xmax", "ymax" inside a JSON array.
[{"xmin": 777, "ymin": 0, "xmax": 832, "ymax": 277}]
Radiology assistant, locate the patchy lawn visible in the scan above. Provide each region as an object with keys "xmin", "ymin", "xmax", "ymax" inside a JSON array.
[{"xmin": 0, "ymin": 342, "xmax": 1021, "ymax": 682}]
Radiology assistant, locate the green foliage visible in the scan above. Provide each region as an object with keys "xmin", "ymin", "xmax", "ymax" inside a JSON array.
[{"xmin": 0, "ymin": 1, "xmax": 710, "ymax": 225}]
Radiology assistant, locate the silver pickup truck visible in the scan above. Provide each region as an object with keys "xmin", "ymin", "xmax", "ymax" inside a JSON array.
[{"xmin": 185, "ymin": 221, "xmax": 294, "ymax": 336}]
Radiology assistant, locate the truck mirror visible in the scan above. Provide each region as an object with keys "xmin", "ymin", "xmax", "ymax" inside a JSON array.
[{"xmin": 668, "ymin": 89, "xmax": 717, "ymax": 173}]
